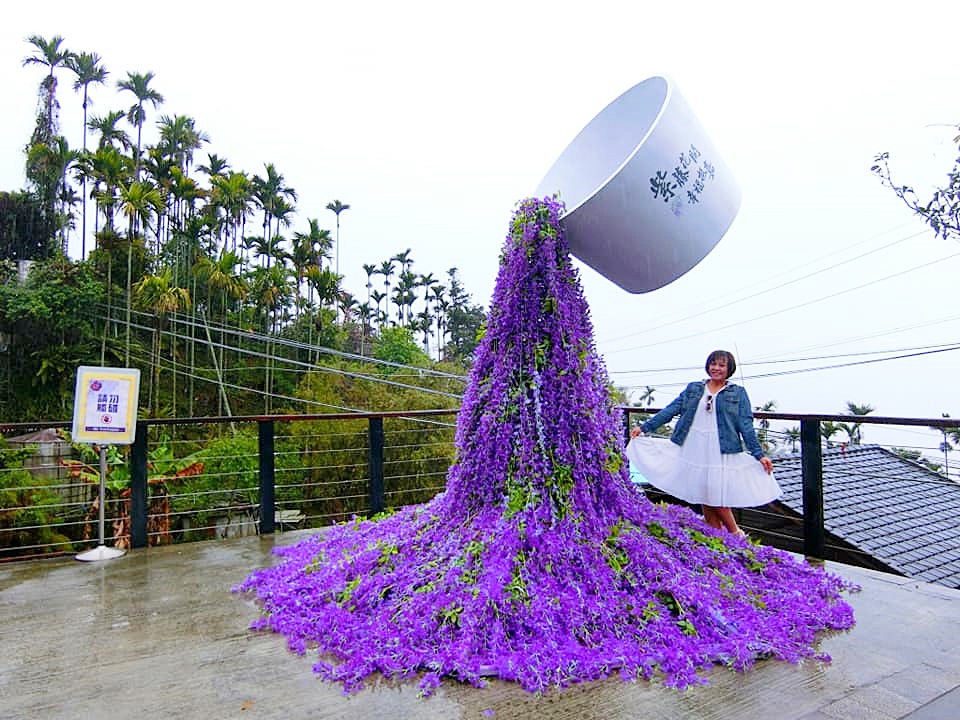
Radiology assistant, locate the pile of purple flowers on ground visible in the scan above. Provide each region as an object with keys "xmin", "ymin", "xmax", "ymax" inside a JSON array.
[{"xmin": 235, "ymin": 196, "xmax": 856, "ymax": 695}]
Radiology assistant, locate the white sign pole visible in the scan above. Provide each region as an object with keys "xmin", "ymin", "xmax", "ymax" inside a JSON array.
[
  {"xmin": 71, "ymin": 366, "xmax": 140, "ymax": 562},
  {"xmin": 76, "ymin": 446, "xmax": 125, "ymax": 561}
]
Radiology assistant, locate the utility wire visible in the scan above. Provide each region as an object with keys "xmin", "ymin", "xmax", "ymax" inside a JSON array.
[
  {"xmin": 748, "ymin": 312, "xmax": 960, "ymax": 363},
  {"xmin": 130, "ymin": 348, "xmax": 459, "ymax": 424},
  {"xmin": 602, "ymin": 228, "xmax": 928, "ymax": 345},
  {"xmin": 609, "ymin": 340, "xmax": 960, "ymax": 375},
  {"xmin": 108, "ymin": 305, "xmax": 467, "ymax": 381},
  {"xmin": 127, "ymin": 325, "xmax": 464, "ymax": 402},
  {"xmin": 616, "ymin": 345, "xmax": 960, "ymax": 390},
  {"xmin": 605, "ymin": 251, "xmax": 960, "ymax": 355},
  {"xmin": 100, "ymin": 310, "xmax": 465, "ymax": 401}
]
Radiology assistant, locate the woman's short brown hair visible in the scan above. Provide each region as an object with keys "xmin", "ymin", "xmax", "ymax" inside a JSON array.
[{"xmin": 705, "ymin": 350, "xmax": 736, "ymax": 378}]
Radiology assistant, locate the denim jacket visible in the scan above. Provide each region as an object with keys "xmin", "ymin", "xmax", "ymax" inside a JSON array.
[{"xmin": 640, "ymin": 381, "xmax": 766, "ymax": 459}]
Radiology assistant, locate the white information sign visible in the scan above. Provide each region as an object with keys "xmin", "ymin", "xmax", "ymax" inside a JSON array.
[{"xmin": 70, "ymin": 366, "xmax": 141, "ymax": 445}]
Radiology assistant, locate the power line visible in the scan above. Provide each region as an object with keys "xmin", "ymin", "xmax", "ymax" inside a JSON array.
[
  {"xmin": 129, "ymin": 347, "xmax": 459, "ymax": 424},
  {"xmin": 609, "ymin": 340, "xmax": 960, "ymax": 375},
  {"xmin": 748, "ymin": 312, "xmax": 960, "ymax": 363},
  {"xmin": 108, "ymin": 310, "xmax": 465, "ymax": 402},
  {"xmin": 118, "ymin": 305, "xmax": 467, "ymax": 381},
  {"xmin": 602, "ymin": 227, "xmax": 928, "ymax": 345},
  {"xmin": 605, "ymin": 250, "xmax": 960, "ymax": 356},
  {"xmin": 616, "ymin": 344, "xmax": 960, "ymax": 390}
]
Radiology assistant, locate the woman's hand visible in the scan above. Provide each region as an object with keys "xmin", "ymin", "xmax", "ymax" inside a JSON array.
[
  {"xmin": 630, "ymin": 427, "xmax": 644, "ymax": 439},
  {"xmin": 759, "ymin": 456, "xmax": 773, "ymax": 474}
]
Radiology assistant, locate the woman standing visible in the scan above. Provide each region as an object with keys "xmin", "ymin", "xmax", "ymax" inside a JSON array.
[{"xmin": 627, "ymin": 349, "xmax": 781, "ymax": 536}]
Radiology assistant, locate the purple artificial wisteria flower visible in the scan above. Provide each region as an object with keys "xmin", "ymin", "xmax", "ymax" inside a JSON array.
[{"xmin": 235, "ymin": 196, "xmax": 857, "ymax": 695}]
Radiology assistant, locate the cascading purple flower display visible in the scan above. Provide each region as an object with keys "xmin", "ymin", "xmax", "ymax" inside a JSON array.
[{"xmin": 236, "ymin": 196, "xmax": 856, "ymax": 695}]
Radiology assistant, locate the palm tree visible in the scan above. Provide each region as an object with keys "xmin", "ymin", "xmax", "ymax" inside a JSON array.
[
  {"xmin": 22, "ymin": 34, "xmax": 72, "ymax": 138},
  {"xmin": 118, "ymin": 179, "xmax": 165, "ymax": 364},
  {"xmin": 306, "ymin": 220, "xmax": 334, "ymax": 268},
  {"xmin": 339, "ymin": 291, "xmax": 359, "ymax": 324},
  {"xmin": 251, "ymin": 263, "xmax": 293, "ymax": 332},
  {"xmin": 391, "ymin": 249, "xmax": 415, "ymax": 324},
  {"xmin": 415, "ymin": 309, "xmax": 433, "ymax": 353},
  {"xmin": 840, "ymin": 401, "xmax": 875, "ymax": 445},
  {"xmin": 65, "ymin": 51, "xmax": 108, "ymax": 259},
  {"xmin": 951, "ymin": 428, "xmax": 960, "ymax": 473},
  {"xmin": 208, "ymin": 171, "xmax": 252, "ymax": 252},
  {"xmin": 291, "ymin": 220, "xmax": 332, "ymax": 326},
  {"xmin": 141, "ymin": 145, "xmax": 177, "ymax": 249},
  {"xmin": 195, "ymin": 249, "xmax": 247, "ymax": 414},
  {"xmin": 785, "ymin": 426, "xmax": 801, "ymax": 454},
  {"xmin": 370, "ymin": 289, "xmax": 387, "ymax": 332},
  {"xmin": 164, "ymin": 168, "xmax": 204, "ymax": 251},
  {"xmin": 134, "ymin": 268, "xmax": 191, "ymax": 414},
  {"xmin": 26, "ymin": 136, "xmax": 80, "ymax": 252},
  {"xmin": 196, "ymin": 250, "xmax": 247, "ymax": 316},
  {"xmin": 88, "ymin": 110, "xmax": 131, "ymax": 151},
  {"xmin": 290, "ymin": 228, "xmax": 316, "ymax": 307},
  {"xmin": 394, "ymin": 269, "xmax": 419, "ymax": 325},
  {"xmin": 938, "ymin": 437, "xmax": 953, "ymax": 477},
  {"xmin": 419, "ymin": 272, "xmax": 438, "ymax": 322},
  {"xmin": 325, "ymin": 199, "xmax": 350, "ymax": 277},
  {"xmin": 310, "ymin": 268, "xmax": 341, "ymax": 329},
  {"xmin": 164, "ymin": 214, "xmax": 210, "ymax": 402},
  {"xmin": 357, "ymin": 302, "xmax": 373, "ymax": 356},
  {"xmin": 197, "ymin": 153, "xmax": 230, "ymax": 179},
  {"xmin": 391, "ymin": 294, "xmax": 406, "ymax": 328},
  {"xmin": 930, "ymin": 413, "xmax": 957, "ymax": 478},
  {"xmin": 637, "ymin": 386, "xmax": 656, "ymax": 407},
  {"xmin": 22, "ymin": 35, "xmax": 73, "ymax": 244},
  {"xmin": 392, "ymin": 247, "xmax": 413, "ymax": 274},
  {"xmin": 290, "ymin": 226, "xmax": 327, "ymax": 358},
  {"xmin": 156, "ymin": 114, "xmax": 209, "ymax": 177},
  {"xmin": 253, "ymin": 234, "xmax": 289, "ymax": 270},
  {"xmin": 58, "ymin": 182, "xmax": 81, "ymax": 242},
  {"xmin": 378, "ymin": 259, "xmax": 396, "ymax": 315},
  {"xmin": 78, "ymin": 144, "xmax": 131, "ymax": 242},
  {"xmin": 754, "ymin": 400, "xmax": 777, "ymax": 451},
  {"xmin": 252, "ymin": 163, "xmax": 297, "ymax": 245},
  {"xmin": 249, "ymin": 263, "xmax": 293, "ymax": 413},
  {"xmin": 362, "ymin": 262, "xmax": 377, "ymax": 304},
  {"xmin": 820, "ymin": 421, "xmax": 842, "ymax": 448},
  {"xmin": 270, "ymin": 199, "xmax": 297, "ymax": 251},
  {"xmin": 430, "ymin": 283, "xmax": 447, "ymax": 361},
  {"xmin": 117, "ymin": 70, "xmax": 165, "ymax": 180},
  {"xmin": 154, "ymin": 116, "xmax": 208, "ymax": 246}
]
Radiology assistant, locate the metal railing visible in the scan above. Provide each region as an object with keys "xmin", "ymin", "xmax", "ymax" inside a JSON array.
[
  {"xmin": 0, "ymin": 409, "xmax": 457, "ymax": 559},
  {"xmin": 3, "ymin": 409, "xmax": 959, "ymax": 574},
  {"xmin": 623, "ymin": 408, "xmax": 960, "ymax": 571}
]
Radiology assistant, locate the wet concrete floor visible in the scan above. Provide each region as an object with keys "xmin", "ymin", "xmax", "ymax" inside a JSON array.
[{"xmin": 2, "ymin": 530, "xmax": 959, "ymax": 720}]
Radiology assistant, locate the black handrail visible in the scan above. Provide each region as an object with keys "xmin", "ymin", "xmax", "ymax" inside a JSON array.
[
  {"xmin": 6, "ymin": 407, "xmax": 959, "ymax": 557},
  {"xmin": 616, "ymin": 406, "xmax": 960, "ymax": 561}
]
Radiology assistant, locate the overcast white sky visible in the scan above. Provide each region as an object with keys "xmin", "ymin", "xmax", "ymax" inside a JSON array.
[{"xmin": 3, "ymin": 1, "xmax": 960, "ymax": 455}]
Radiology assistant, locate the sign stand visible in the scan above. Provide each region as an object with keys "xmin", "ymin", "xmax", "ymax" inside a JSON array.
[
  {"xmin": 76, "ymin": 446, "xmax": 126, "ymax": 561},
  {"xmin": 71, "ymin": 366, "xmax": 141, "ymax": 562}
]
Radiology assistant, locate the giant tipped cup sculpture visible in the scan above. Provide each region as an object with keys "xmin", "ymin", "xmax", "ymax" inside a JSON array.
[
  {"xmin": 237, "ymin": 81, "xmax": 853, "ymax": 697},
  {"xmin": 536, "ymin": 75, "xmax": 741, "ymax": 292}
]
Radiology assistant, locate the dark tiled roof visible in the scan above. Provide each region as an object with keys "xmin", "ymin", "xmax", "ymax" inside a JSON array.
[{"xmin": 772, "ymin": 444, "xmax": 960, "ymax": 589}]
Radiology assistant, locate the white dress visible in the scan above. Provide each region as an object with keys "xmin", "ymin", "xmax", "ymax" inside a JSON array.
[{"xmin": 625, "ymin": 388, "xmax": 782, "ymax": 507}]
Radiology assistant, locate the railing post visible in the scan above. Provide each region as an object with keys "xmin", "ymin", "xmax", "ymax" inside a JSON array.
[
  {"xmin": 800, "ymin": 418, "xmax": 825, "ymax": 558},
  {"xmin": 368, "ymin": 417, "xmax": 385, "ymax": 517},
  {"xmin": 258, "ymin": 420, "xmax": 275, "ymax": 535},
  {"xmin": 130, "ymin": 420, "xmax": 148, "ymax": 549}
]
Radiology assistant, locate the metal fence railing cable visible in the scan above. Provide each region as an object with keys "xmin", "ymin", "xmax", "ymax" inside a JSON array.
[{"xmin": 3, "ymin": 409, "xmax": 960, "ymax": 589}]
